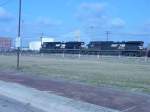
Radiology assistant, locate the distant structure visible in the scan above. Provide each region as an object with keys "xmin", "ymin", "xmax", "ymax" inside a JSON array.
[
  {"xmin": 29, "ymin": 37, "xmax": 54, "ymax": 51},
  {"xmin": 0, "ymin": 37, "xmax": 12, "ymax": 51}
]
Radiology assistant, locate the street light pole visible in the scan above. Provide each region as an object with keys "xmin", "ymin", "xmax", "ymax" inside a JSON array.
[
  {"xmin": 17, "ymin": 0, "xmax": 22, "ymax": 69},
  {"xmin": 40, "ymin": 33, "xmax": 44, "ymax": 47}
]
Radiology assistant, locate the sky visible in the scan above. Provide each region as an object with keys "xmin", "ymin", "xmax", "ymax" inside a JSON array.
[{"xmin": 0, "ymin": 0, "xmax": 150, "ymax": 46}]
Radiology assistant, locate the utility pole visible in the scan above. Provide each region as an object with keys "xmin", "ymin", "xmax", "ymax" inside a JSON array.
[
  {"xmin": 106, "ymin": 31, "xmax": 111, "ymax": 41},
  {"xmin": 16, "ymin": 0, "xmax": 22, "ymax": 69},
  {"xmin": 40, "ymin": 33, "xmax": 44, "ymax": 47}
]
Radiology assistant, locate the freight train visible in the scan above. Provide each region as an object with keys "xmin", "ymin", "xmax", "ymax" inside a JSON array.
[{"xmin": 40, "ymin": 41, "xmax": 149, "ymax": 57}]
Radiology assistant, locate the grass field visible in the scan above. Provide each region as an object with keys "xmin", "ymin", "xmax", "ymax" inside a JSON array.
[{"xmin": 0, "ymin": 54, "xmax": 150, "ymax": 94}]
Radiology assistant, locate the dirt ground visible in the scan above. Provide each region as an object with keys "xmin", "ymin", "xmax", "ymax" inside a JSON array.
[{"xmin": 0, "ymin": 70, "xmax": 150, "ymax": 112}]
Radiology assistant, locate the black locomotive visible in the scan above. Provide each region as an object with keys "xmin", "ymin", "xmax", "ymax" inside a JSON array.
[
  {"xmin": 40, "ymin": 41, "xmax": 147, "ymax": 57},
  {"xmin": 41, "ymin": 41, "xmax": 85, "ymax": 54}
]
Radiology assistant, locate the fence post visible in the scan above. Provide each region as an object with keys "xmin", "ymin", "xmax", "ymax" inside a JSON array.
[
  {"xmin": 118, "ymin": 51, "xmax": 121, "ymax": 59},
  {"xmin": 145, "ymin": 50, "xmax": 148, "ymax": 62},
  {"xmin": 97, "ymin": 54, "xmax": 100, "ymax": 59},
  {"xmin": 145, "ymin": 56, "xmax": 148, "ymax": 62},
  {"xmin": 78, "ymin": 50, "xmax": 81, "ymax": 59},
  {"xmin": 62, "ymin": 49, "xmax": 65, "ymax": 58}
]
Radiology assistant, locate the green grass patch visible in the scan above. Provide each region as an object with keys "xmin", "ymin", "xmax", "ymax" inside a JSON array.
[{"xmin": 0, "ymin": 55, "xmax": 150, "ymax": 94}]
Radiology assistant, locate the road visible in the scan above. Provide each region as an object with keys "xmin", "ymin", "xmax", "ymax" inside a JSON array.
[{"xmin": 0, "ymin": 95, "xmax": 44, "ymax": 112}]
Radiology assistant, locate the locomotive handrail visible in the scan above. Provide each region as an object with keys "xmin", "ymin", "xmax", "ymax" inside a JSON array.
[{"xmin": 40, "ymin": 49, "xmax": 146, "ymax": 52}]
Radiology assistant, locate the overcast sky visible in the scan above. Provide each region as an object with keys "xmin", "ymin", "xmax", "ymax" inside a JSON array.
[{"xmin": 0, "ymin": 0, "xmax": 150, "ymax": 45}]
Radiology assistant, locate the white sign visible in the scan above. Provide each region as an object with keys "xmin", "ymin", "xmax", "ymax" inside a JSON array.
[{"xmin": 15, "ymin": 37, "xmax": 21, "ymax": 48}]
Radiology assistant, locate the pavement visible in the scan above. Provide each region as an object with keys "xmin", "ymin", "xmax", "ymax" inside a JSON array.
[
  {"xmin": 0, "ymin": 71, "xmax": 150, "ymax": 112},
  {"xmin": 0, "ymin": 94, "xmax": 45, "ymax": 112}
]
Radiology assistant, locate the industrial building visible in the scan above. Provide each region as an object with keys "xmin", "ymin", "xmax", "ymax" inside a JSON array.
[{"xmin": 0, "ymin": 37, "xmax": 12, "ymax": 51}]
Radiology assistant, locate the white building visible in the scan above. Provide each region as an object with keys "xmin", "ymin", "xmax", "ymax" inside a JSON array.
[
  {"xmin": 29, "ymin": 37, "xmax": 54, "ymax": 51},
  {"xmin": 29, "ymin": 41, "xmax": 41, "ymax": 51}
]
